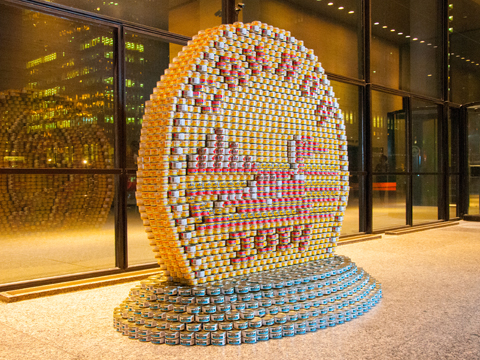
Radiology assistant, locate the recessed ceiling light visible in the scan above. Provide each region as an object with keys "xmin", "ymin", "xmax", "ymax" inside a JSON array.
[
  {"xmin": 328, "ymin": 2, "xmax": 333, "ymax": 5},
  {"xmin": 398, "ymin": 32, "xmax": 403, "ymax": 35},
  {"xmin": 427, "ymin": 74, "xmax": 432, "ymax": 77},
  {"xmin": 338, "ymin": 6, "xmax": 344, "ymax": 10},
  {"xmin": 348, "ymin": 10, "xmax": 354, "ymax": 14},
  {"xmin": 382, "ymin": 25, "xmax": 387, "ymax": 29},
  {"xmin": 390, "ymin": 29, "xmax": 395, "ymax": 32},
  {"xmin": 412, "ymin": 37, "xmax": 418, "ymax": 41},
  {"xmin": 405, "ymin": 35, "xmax": 411, "ymax": 38},
  {"xmin": 427, "ymin": 43, "xmax": 432, "ymax": 46},
  {"xmin": 420, "ymin": 40, "xmax": 425, "ymax": 43},
  {"xmin": 374, "ymin": 22, "xmax": 379, "ymax": 25}
]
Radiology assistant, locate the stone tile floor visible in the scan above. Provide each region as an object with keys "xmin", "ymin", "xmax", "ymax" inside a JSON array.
[{"xmin": 1, "ymin": 221, "xmax": 479, "ymax": 360}]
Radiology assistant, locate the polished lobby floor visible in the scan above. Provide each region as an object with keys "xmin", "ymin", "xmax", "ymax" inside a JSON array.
[{"xmin": 1, "ymin": 221, "xmax": 479, "ymax": 359}]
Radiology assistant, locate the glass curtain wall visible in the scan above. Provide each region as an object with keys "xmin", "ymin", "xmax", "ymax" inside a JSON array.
[
  {"xmin": 2, "ymin": 0, "xmax": 479, "ymax": 288},
  {"xmin": 0, "ymin": 2, "xmax": 117, "ymax": 284}
]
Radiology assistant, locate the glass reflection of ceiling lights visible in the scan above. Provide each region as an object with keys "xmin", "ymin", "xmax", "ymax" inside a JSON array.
[
  {"xmin": 447, "ymin": 2, "xmax": 480, "ymax": 67},
  {"xmin": 373, "ymin": 22, "xmax": 437, "ymax": 48},
  {"xmin": 315, "ymin": 0, "xmax": 356, "ymax": 14},
  {"xmin": 373, "ymin": 2, "xmax": 480, "ymax": 70},
  {"xmin": 371, "ymin": 20, "xmax": 442, "ymax": 78}
]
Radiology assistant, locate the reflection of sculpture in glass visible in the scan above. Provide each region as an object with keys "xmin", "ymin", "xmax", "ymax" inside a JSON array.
[{"xmin": 0, "ymin": 89, "xmax": 114, "ymax": 234}]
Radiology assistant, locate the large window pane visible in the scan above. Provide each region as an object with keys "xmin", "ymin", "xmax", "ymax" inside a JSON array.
[
  {"xmin": 49, "ymin": 0, "xmax": 222, "ymax": 37},
  {"xmin": 449, "ymin": 107, "xmax": 461, "ymax": 173},
  {"xmin": 127, "ymin": 174, "xmax": 155, "ymax": 266},
  {"xmin": 412, "ymin": 174, "xmax": 439, "ymax": 224},
  {"xmin": 331, "ymin": 80, "xmax": 361, "ymax": 172},
  {"xmin": 241, "ymin": 0, "xmax": 363, "ymax": 79},
  {"xmin": 373, "ymin": 174, "xmax": 407, "ymax": 230},
  {"xmin": 371, "ymin": 0, "xmax": 442, "ymax": 98},
  {"xmin": 124, "ymin": 33, "xmax": 175, "ymax": 265},
  {"xmin": 449, "ymin": 0, "xmax": 480, "ymax": 104},
  {"xmin": 341, "ymin": 175, "xmax": 360, "ymax": 236},
  {"xmin": 372, "ymin": 91, "xmax": 407, "ymax": 173},
  {"xmin": 125, "ymin": 32, "xmax": 179, "ymax": 168},
  {"xmin": 412, "ymin": 100, "xmax": 438, "ymax": 173},
  {"xmin": 468, "ymin": 106, "xmax": 480, "ymax": 214},
  {"xmin": 0, "ymin": 3, "xmax": 115, "ymax": 169},
  {"xmin": 450, "ymin": 174, "xmax": 459, "ymax": 219},
  {"xmin": 0, "ymin": 174, "xmax": 115, "ymax": 283}
]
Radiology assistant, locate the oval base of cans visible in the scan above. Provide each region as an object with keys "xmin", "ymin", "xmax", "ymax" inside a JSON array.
[{"xmin": 113, "ymin": 255, "xmax": 382, "ymax": 346}]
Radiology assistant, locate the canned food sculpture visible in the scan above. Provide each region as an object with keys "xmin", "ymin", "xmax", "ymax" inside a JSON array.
[
  {"xmin": 0, "ymin": 90, "xmax": 114, "ymax": 234},
  {"xmin": 114, "ymin": 21, "xmax": 381, "ymax": 345}
]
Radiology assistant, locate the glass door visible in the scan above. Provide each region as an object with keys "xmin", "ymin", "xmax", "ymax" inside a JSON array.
[
  {"xmin": 371, "ymin": 91, "xmax": 408, "ymax": 230},
  {"xmin": 467, "ymin": 106, "xmax": 480, "ymax": 215}
]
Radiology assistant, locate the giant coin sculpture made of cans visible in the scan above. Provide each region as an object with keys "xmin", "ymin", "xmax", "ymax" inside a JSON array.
[
  {"xmin": 0, "ymin": 90, "xmax": 114, "ymax": 234},
  {"xmin": 114, "ymin": 21, "xmax": 382, "ymax": 345}
]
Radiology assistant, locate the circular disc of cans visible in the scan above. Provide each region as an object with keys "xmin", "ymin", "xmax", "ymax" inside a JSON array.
[{"xmin": 137, "ymin": 21, "xmax": 349, "ymax": 285}]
